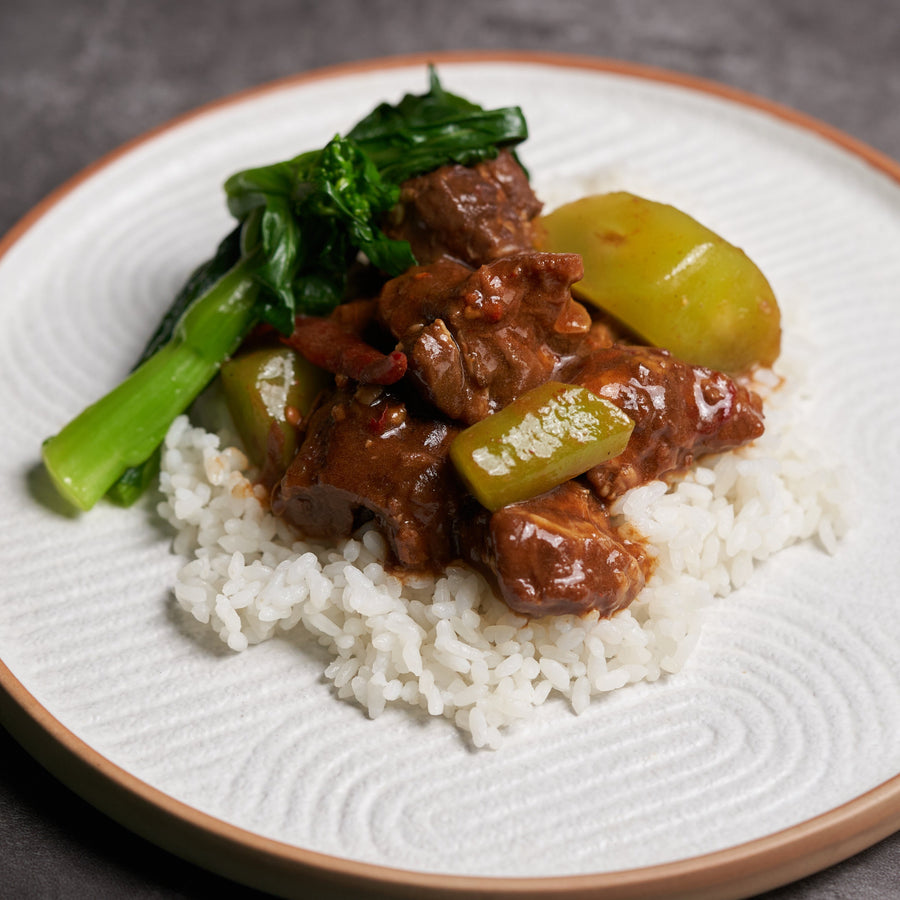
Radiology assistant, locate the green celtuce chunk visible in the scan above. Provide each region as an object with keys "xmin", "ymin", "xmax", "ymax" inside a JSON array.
[
  {"xmin": 539, "ymin": 192, "xmax": 781, "ymax": 373},
  {"xmin": 450, "ymin": 382, "xmax": 634, "ymax": 511},
  {"xmin": 220, "ymin": 346, "xmax": 329, "ymax": 471}
]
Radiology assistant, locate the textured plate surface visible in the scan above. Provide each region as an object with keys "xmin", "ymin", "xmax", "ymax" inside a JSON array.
[{"xmin": 2, "ymin": 54, "xmax": 900, "ymax": 896}]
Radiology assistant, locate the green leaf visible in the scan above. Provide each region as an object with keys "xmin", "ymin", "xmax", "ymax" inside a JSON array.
[
  {"xmin": 223, "ymin": 151, "xmax": 318, "ymax": 220},
  {"xmin": 256, "ymin": 196, "xmax": 303, "ymax": 309},
  {"xmin": 347, "ymin": 66, "xmax": 529, "ymax": 183},
  {"xmin": 106, "ymin": 447, "xmax": 161, "ymax": 506},
  {"xmin": 221, "ymin": 66, "xmax": 529, "ymax": 326},
  {"xmin": 311, "ymin": 136, "xmax": 414, "ymax": 275},
  {"xmin": 135, "ymin": 226, "xmax": 243, "ymax": 365}
]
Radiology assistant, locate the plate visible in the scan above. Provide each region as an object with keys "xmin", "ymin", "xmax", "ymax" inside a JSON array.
[{"xmin": 2, "ymin": 52, "xmax": 900, "ymax": 899}]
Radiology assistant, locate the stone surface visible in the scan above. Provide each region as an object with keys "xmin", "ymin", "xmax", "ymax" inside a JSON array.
[{"xmin": 2, "ymin": 1, "xmax": 899, "ymax": 897}]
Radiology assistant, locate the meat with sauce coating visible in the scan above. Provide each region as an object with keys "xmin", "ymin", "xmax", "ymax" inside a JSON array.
[
  {"xmin": 569, "ymin": 344, "xmax": 765, "ymax": 501},
  {"xmin": 272, "ymin": 386, "xmax": 462, "ymax": 572},
  {"xmin": 460, "ymin": 481, "xmax": 648, "ymax": 618},
  {"xmin": 377, "ymin": 251, "xmax": 591, "ymax": 424},
  {"xmin": 270, "ymin": 147, "xmax": 769, "ymax": 621},
  {"xmin": 382, "ymin": 149, "xmax": 542, "ymax": 267}
]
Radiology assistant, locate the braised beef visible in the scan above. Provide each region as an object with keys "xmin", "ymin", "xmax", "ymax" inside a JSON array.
[
  {"xmin": 268, "ymin": 151, "xmax": 771, "ymax": 621},
  {"xmin": 382, "ymin": 150, "xmax": 542, "ymax": 267},
  {"xmin": 570, "ymin": 344, "xmax": 765, "ymax": 500},
  {"xmin": 272, "ymin": 387, "xmax": 461, "ymax": 571},
  {"xmin": 461, "ymin": 481, "xmax": 648, "ymax": 618},
  {"xmin": 377, "ymin": 251, "xmax": 591, "ymax": 424}
]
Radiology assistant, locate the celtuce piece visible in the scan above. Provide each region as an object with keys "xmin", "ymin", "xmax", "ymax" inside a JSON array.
[
  {"xmin": 539, "ymin": 191, "xmax": 782, "ymax": 373},
  {"xmin": 450, "ymin": 381, "xmax": 634, "ymax": 511}
]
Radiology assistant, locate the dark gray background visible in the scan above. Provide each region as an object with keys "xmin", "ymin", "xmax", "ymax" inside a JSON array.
[{"xmin": 2, "ymin": 1, "xmax": 899, "ymax": 897}]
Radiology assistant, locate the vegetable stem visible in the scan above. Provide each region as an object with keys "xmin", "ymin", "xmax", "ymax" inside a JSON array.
[
  {"xmin": 42, "ymin": 260, "xmax": 259, "ymax": 510},
  {"xmin": 42, "ymin": 67, "xmax": 529, "ymax": 511}
]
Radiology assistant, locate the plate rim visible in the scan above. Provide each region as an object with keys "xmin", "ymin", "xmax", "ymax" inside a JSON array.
[{"xmin": 2, "ymin": 49, "xmax": 899, "ymax": 899}]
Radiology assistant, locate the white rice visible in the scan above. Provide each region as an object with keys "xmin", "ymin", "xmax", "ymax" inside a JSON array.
[{"xmin": 157, "ymin": 351, "xmax": 846, "ymax": 749}]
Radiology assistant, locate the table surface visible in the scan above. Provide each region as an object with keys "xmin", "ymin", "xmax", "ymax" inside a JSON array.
[{"xmin": 2, "ymin": 1, "xmax": 899, "ymax": 897}]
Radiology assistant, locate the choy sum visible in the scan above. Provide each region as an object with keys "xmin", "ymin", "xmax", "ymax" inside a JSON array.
[{"xmin": 42, "ymin": 67, "xmax": 529, "ymax": 511}]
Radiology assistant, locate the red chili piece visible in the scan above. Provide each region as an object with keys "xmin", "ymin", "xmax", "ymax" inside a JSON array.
[
  {"xmin": 368, "ymin": 405, "xmax": 391, "ymax": 434},
  {"xmin": 284, "ymin": 316, "xmax": 407, "ymax": 385}
]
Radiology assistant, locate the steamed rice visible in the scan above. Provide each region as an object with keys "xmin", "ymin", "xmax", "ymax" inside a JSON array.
[{"xmin": 157, "ymin": 351, "xmax": 845, "ymax": 749}]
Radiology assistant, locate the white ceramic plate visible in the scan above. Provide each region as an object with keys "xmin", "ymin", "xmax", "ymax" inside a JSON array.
[{"xmin": 2, "ymin": 53, "xmax": 900, "ymax": 899}]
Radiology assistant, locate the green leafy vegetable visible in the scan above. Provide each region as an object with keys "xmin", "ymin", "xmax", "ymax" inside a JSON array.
[
  {"xmin": 105, "ymin": 226, "xmax": 244, "ymax": 505},
  {"xmin": 42, "ymin": 67, "xmax": 529, "ymax": 511},
  {"xmin": 42, "ymin": 258, "xmax": 261, "ymax": 511},
  {"xmin": 224, "ymin": 65, "xmax": 528, "ymax": 328},
  {"xmin": 228, "ymin": 136, "xmax": 416, "ymax": 333},
  {"xmin": 346, "ymin": 66, "xmax": 530, "ymax": 182},
  {"xmin": 136, "ymin": 225, "xmax": 244, "ymax": 365}
]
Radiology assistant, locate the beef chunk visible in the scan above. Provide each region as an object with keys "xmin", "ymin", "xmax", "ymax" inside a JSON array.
[
  {"xmin": 572, "ymin": 345, "xmax": 765, "ymax": 500},
  {"xmin": 382, "ymin": 150, "xmax": 542, "ymax": 267},
  {"xmin": 377, "ymin": 251, "xmax": 591, "ymax": 424},
  {"xmin": 272, "ymin": 387, "xmax": 461, "ymax": 571},
  {"xmin": 460, "ymin": 482, "xmax": 647, "ymax": 618}
]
